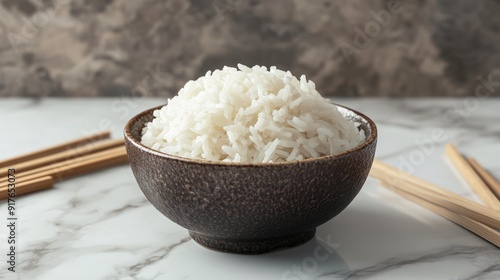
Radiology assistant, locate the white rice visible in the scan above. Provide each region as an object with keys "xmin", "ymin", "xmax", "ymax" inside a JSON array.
[{"xmin": 141, "ymin": 64, "xmax": 365, "ymax": 163}]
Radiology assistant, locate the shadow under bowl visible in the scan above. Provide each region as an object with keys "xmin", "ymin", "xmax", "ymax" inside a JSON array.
[{"xmin": 124, "ymin": 104, "xmax": 377, "ymax": 254}]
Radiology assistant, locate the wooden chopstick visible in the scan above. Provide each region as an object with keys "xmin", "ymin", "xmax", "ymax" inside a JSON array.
[
  {"xmin": 445, "ymin": 144, "xmax": 500, "ymax": 211},
  {"xmin": 0, "ymin": 176, "xmax": 54, "ymax": 200},
  {"xmin": 0, "ymin": 131, "xmax": 110, "ymax": 169},
  {"xmin": 17, "ymin": 146, "xmax": 124, "ymax": 179},
  {"xmin": 379, "ymin": 180, "xmax": 500, "ymax": 248},
  {"xmin": 468, "ymin": 158, "xmax": 500, "ymax": 201},
  {"xmin": 0, "ymin": 146, "xmax": 127, "ymax": 188},
  {"xmin": 50, "ymin": 147, "xmax": 128, "ymax": 181},
  {"xmin": 371, "ymin": 159, "xmax": 496, "ymax": 207},
  {"xmin": 370, "ymin": 166, "xmax": 500, "ymax": 230},
  {"xmin": 1, "ymin": 139, "xmax": 124, "ymax": 176}
]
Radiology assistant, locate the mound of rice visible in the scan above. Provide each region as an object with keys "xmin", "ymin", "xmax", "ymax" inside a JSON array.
[{"xmin": 141, "ymin": 64, "xmax": 364, "ymax": 163}]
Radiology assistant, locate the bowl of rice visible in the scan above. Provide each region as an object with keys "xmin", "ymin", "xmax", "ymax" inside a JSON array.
[{"xmin": 124, "ymin": 65, "xmax": 377, "ymax": 254}]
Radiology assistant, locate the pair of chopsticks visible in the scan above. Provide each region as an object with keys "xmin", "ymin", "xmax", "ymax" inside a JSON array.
[
  {"xmin": 0, "ymin": 131, "xmax": 128, "ymax": 199},
  {"xmin": 370, "ymin": 143, "xmax": 500, "ymax": 247}
]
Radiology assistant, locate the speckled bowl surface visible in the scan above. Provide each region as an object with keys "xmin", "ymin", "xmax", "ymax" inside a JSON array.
[{"xmin": 124, "ymin": 104, "xmax": 377, "ymax": 254}]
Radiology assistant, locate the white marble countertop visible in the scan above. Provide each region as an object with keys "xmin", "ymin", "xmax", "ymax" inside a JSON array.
[{"xmin": 0, "ymin": 98, "xmax": 499, "ymax": 280}]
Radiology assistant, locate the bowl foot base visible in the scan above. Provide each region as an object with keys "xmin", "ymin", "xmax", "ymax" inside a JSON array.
[{"xmin": 189, "ymin": 229, "xmax": 316, "ymax": 254}]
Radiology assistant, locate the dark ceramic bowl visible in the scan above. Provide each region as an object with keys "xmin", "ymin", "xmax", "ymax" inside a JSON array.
[{"xmin": 124, "ymin": 104, "xmax": 377, "ymax": 254}]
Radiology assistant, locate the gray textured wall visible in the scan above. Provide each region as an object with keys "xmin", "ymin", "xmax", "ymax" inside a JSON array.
[{"xmin": 0, "ymin": 0, "xmax": 499, "ymax": 97}]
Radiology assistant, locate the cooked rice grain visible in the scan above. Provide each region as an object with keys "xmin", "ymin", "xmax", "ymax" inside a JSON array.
[{"xmin": 141, "ymin": 64, "xmax": 364, "ymax": 162}]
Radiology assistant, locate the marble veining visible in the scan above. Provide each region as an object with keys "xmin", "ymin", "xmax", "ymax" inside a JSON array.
[
  {"xmin": 318, "ymin": 246, "xmax": 499, "ymax": 280},
  {"xmin": 0, "ymin": 98, "xmax": 499, "ymax": 280}
]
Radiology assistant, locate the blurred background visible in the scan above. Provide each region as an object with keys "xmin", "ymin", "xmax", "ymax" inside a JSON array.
[{"xmin": 0, "ymin": 0, "xmax": 499, "ymax": 98}]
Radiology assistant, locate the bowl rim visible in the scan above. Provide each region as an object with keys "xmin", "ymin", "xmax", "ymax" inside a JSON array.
[{"xmin": 124, "ymin": 103, "xmax": 377, "ymax": 167}]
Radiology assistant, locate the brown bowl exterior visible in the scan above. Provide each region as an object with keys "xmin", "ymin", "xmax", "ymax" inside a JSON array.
[{"xmin": 124, "ymin": 104, "xmax": 377, "ymax": 254}]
